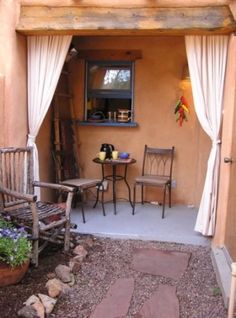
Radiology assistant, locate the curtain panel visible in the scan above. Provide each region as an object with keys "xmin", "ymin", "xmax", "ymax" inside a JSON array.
[
  {"xmin": 27, "ymin": 35, "xmax": 72, "ymax": 197},
  {"xmin": 185, "ymin": 35, "xmax": 229, "ymax": 236}
]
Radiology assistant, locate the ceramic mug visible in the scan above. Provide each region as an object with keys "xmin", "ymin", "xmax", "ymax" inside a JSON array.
[
  {"xmin": 112, "ymin": 151, "xmax": 119, "ymax": 160},
  {"xmin": 98, "ymin": 151, "xmax": 106, "ymax": 161}
]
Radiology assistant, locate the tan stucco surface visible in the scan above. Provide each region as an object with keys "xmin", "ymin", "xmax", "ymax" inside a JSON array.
[
  {"xmin": 68, "ymin": 36, "xmax": 210, "ymax": 206},
  {"xmin": 0, "ymin": 0, "xmax": 27, "ymax": 147}
]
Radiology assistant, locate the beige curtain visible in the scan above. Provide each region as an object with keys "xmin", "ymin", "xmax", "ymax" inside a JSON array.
[
  {"xmin": 185, "ymin": 35, "xmax": 229, "ymax": 236},
  {"xmin": 27, "ymin": 35, "xmax": 72, "ymax": 197}
]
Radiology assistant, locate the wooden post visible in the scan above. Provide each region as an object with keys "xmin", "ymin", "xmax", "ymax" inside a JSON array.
[
  {"xmin": 228, "ymin": 263, "xmax": 236, "ymax": 318},
  {"xmin": 0, "ymin": 74, "xmax": 5, "ymax": 147}
]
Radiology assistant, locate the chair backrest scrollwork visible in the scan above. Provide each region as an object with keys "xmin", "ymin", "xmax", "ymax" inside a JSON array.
[{"xmin": 142, "ymin": 145, "xmax": 175, "ymax": 180}]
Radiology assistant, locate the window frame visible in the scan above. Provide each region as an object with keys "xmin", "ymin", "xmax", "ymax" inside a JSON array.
[{"xmin": 84, "ymin": 60, "xmax": 135, "ymax": 122}]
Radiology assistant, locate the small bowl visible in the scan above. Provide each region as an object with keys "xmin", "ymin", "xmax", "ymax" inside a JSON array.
[{"xmin": 119, "ymin": 152, "xmax": 129, "ymax": 159}]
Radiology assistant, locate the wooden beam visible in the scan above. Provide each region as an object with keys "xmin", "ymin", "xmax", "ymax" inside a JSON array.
[
  {"xmin": 77, "ymin": 49, "xmax": 142, "ymax": 60},
  {"xmin": 16, "ymin": 6, "xmax": 236, "ymax": 35},
  {"xmin": 229, "ymin": 1, "xmax": 236, "ymax": 21},
  {"xmin": 20, "ymin": 0, "xmax": 231, "ymax": 7}
]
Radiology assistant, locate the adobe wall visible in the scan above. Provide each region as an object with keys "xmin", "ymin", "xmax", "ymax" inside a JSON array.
[
  {"xmin": 68, "ymin": 36, "xmax": 211, "ymax": 206},
  {"xmin": 0, "ymin": 0, "xmax": 27, "ymax": 147}
]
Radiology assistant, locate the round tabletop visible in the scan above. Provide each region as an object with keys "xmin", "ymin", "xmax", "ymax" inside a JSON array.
[{"xmin": 93, "ymin": 158, "xmax": 136, "ymax": 165}]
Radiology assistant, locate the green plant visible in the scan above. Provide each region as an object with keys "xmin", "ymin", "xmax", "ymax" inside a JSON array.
[
  {"xmin": 0, "ymin": 216, "xmax": 32, "ymax": 268},
  {"xmin": 212, "ymin": 287, "xmax": 222, "ymax": 296}
]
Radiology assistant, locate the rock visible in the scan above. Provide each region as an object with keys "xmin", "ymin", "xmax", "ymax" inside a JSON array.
[
  {"xmin": 61, "ymin": 282, "xmax": 72, "ymax": 295},
  {"xmin": 17, "ymin": 306, "xmax": 38, "ymax": 318},
  {"xmin": 38, "ymin": 294, "xmax": 57, "ymax": 315},
  {"xmin": 74, "ymin": 234, "xmax": 82, "ymax": 244},
  {"xmin": 24, "ymin": 295, "xmax": 40, "ymax": 307},
  {"xmin": 46, "ymin": 278, "xmax": 71, "ymax": 298},
  {"xmin": 73, "ymin": 245, "xmax": 88, "ymax": 261},
  {"xmin": 68, "ymin": 273, "xmax": 75, "ymax": 287},
  {"xmin": 46, "ymin": 278, "xmax": 62, "ymax": 298},
  {"xmin": 55, "ymin": 264, "xmax": 72, "ymax": 283},
  {"xmin": 47, "ymin": 272, "xmax": 56, "ymax": 279},
  {"xmin": 69, "ymin": 257, "xmax": 81, "ymax": 273},
  {"xmin": 70, "ymin": 242, "xmax": 75, "ymax": 249},
  {"xmin": 31, "ymin": 301, "xmax": 45, "ymax": 318},
  {"xmin": 23, "ymin": 295, "xmax": 45, "ymax": 318},
  {"xmin": 80, "ymin": 237, "xmax": 95, "ymax": 250}
]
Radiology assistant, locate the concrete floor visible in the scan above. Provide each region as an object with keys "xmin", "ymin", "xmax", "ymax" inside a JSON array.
[{"xmin": 71, "ymin": 201, "xmax": 210, "ymax": 246}]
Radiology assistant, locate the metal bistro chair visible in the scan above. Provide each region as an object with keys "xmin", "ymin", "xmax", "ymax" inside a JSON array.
[
  {"xmin": 60, "ymin": 178, "xmax": 105, "ymax": 223},
  {"xmin": 52, "ymin": 150, "xmax": 105, "ymax": 224},
  {"xmin": 132, "ymin": 145, "xmax": 175, "ymax": 218},
  {"xmin": 0, "ymin": 147, "xmax": 75, "ymax": 267}
]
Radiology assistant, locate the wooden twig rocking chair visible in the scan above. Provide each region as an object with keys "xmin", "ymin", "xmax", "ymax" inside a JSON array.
[{"xmin": 0, "ymin": 147, "xmax": 75, "ymax": 267}]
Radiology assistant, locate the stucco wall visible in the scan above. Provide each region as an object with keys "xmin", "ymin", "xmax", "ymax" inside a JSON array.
[
  {"xmin": 0, "ymin": 0, "xmax": 27, "ymax": 147},
  {"xmin": 68, "ymin": 36, "xmax": 210, "ymax": 206}
]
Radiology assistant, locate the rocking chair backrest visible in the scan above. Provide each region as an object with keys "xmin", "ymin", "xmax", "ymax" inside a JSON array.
[{"xmin": 0, "ymin": 147, "xmax": 34, "ymax": 208}]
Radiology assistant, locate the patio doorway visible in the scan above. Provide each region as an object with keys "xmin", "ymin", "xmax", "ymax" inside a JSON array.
[{"xmin": 37, "ymin": 35, "xmax": 211, "ymax": 240}]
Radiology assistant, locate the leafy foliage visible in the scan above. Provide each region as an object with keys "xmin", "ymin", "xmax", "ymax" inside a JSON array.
[{"xmin": 0, "ymin": 217, "xmax": 32, "ymax": 268}]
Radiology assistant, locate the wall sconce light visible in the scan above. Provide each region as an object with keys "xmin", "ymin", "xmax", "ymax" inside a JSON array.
[
  {"xmin": 65, "ymin": 44, "xmax": 78, "ymax": 62},
  {"xmin": 179, "ymin": 63, "xmax": 191, "ymax": 90}
]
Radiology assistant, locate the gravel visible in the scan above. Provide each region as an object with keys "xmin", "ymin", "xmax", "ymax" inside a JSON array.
[{"xmin": 0, "ymin": 235, "xmax": 228, "ymax": 318}]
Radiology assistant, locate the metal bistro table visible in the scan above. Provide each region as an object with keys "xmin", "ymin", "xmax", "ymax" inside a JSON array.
[{"xmin": 93, "ymin": 157, "xmax": 136, "ymax": 214}]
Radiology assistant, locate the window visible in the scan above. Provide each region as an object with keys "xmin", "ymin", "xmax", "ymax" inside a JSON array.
[{"xmin": 85, "ymin": 61, "xmax": 134, "ymax": 123}]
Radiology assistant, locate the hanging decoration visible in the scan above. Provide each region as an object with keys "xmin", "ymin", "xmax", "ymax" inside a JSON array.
[{"xmin": 174, "ymin": 95, "xmax": 190, "ymax": 126}]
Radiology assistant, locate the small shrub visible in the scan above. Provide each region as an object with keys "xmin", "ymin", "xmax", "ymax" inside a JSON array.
[{"xmin": 0, "ymin": 216, "xmax": 32, "ymax": 268}]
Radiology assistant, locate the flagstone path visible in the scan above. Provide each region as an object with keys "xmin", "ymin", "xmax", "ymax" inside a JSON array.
[
  {"xmin": 134, "ymin": 285, "xmax": 179, "ymax": 318},
  {"xmin": 90, "ymin": 278, "xmax": 135, "ymax": 318},
  {"xmin": 89, "ymin": 248, "xmax": 191, "ymax": 318},
  {"xmin": 131, "ymin": 248, "xmax": 190, "ymax": 280}
]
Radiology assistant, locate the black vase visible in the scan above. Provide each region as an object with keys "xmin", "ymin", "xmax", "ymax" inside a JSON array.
[{"xmin": 100, "ymin": 144, "xmax": 114, "ymax": 159}]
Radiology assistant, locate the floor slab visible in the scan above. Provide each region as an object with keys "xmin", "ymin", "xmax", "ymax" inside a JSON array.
[
  {"xmin": 131, "ymin": 248, "xmax": 190, "ymax": 280},
  {"xmin": 135, "ymin": 285, "xmax": 179, "ymax": 318},
  {"xmin": 71, "ymin": 202, "xmax": 210, "ymax": 246},
  {"xmin": 89, "ymin": 277, "xmax": 134, "ymax": 318}
]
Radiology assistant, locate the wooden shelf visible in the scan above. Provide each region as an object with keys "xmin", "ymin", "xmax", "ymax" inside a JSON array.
[
  {"xmin": 77, "ymin": 49, "xmax": 142, "ymax": 61},
  {"xmin": 77, "ymin": 121, "xmax": 138, "ymax": 127}
]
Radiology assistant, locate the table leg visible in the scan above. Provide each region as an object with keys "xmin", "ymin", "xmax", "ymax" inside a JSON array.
[
  {"xmin": 113, "ymin": 165, "xmax": 117, "ymax": 215},
  {"xmin": 124, "ymin": 165, "xmax": 133, "ymax": 208},
  {"xmin": 93, "ymin": 164, "xmax": 105, "ymax": 209}
]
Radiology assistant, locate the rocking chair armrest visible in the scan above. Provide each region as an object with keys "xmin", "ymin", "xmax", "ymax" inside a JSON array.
[
  {"xmin": 33, "ymin": 181, "xmax": 75, "ymax": 193},
  {"xmin": 0, "ymin": 186, "xmax": 37, "ymax": 202}
]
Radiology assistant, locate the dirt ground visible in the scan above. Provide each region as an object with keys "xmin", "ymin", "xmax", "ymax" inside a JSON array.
[{"xmin": 0, "ymin": 235, "xmax": 228, "ymax": 318}]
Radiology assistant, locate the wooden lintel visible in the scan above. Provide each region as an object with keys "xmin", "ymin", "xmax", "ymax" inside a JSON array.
[
  {"xmin": 16, "ymin": 6, "xmax": 236, "ymax": 35},
  {"xmin": 77, "ymin": 49, "xmax": 142, "ymax": 61},
  {"xmin": 229, "ymin": 1, "xmax": 236, "ymax": 21}
]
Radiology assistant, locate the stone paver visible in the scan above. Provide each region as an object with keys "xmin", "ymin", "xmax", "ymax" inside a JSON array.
[
  {"xmin": 135, "ymin": 284, "xmax": 179, "ymax": 318},
  {"xmin": 131, "ymin": 248, "xmax": 190, "ymax": 280},
  {"xmin": 89, "ymin": 277, "xmax": 134, "ymax": 318}
]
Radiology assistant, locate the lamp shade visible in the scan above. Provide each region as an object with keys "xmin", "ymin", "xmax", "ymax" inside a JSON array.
[
  {"xmin": 182, "ymin": 64, "xmax": 190, "ymax": 81},
  {"xmin": 179, "ymin": 64, "xmax": 191, "ymax": 90}
]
